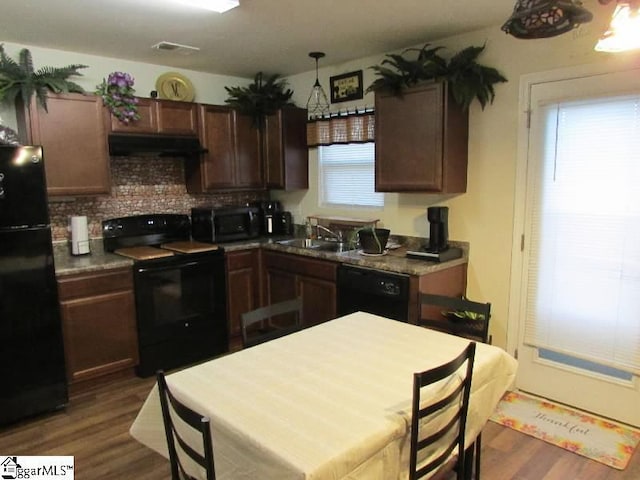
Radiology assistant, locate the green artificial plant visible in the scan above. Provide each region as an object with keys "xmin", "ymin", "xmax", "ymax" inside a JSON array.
[
  {"xmin": 444, "ymin": 310, "xmax": 486, "ymax": 322},
  {"xmin": 224, "ymin": 72, "xmax": 295, "ymax": 127},
  {"xmin": 367, "ymin": 43, "xmax": 507, "ymax": 110},
  {"xmin": 0, "ymin": 44, "xmax": 87, "ymax": 112}
]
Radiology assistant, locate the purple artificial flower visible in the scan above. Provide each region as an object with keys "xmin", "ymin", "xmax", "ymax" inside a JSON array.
[{"xmin": 96, "ymin": 71, "xmax": 141, "ymax": 125}]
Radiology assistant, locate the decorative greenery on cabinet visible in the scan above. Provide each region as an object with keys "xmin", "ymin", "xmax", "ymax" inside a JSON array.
[
  {"xmin": 224, "ymin": 72, "xmax": 295, "ymax": 127},
  {"xmin": 0, "ymin": 44, "xmax": 87, "ymax": 111},
  {"xmin": 366, "ymin": 43, "xmax": 507, "ymax": 110},
  {"xmin": 95, "ymin": 71, "xmax": 141, "ymax": 124}
]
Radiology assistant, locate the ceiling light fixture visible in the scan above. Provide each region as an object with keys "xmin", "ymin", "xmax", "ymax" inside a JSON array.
[
  {"xmin": 306, "ymin": 52, "xmax": 330, "ymax": 118},
  {"xmin": 595, "ymin": 0, "xmax": 640, "ymax": 52},
  {"xmin": 501, "ymin": 0, "xmax": 593, "ymax": 39},
  {"xmin": 176, "ymin": 0, "xmax": 239, "ymax": 13}
]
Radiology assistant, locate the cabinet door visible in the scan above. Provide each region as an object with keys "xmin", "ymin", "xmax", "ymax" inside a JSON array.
[
  {"xmin": 107, "ymin": 97, "xmax": 157, "ymax": 133},
  {"xmin": 264, "ymin": 111, "xmax": 284, "ymax": 188},
  {"xmin": 263, "ymin": 251, "xmax": 337, "ymax": 327},
  {"xmin": 157, "ymin": 100, "xmax": 199, "ymax": 136},
  {"xmin": 226, "ymin": 250, "xmax": 261, "ymax": 342},
  {"xmin": 60, "ymin": 290, "xmax": 138, "ymax": 384},
  {"xmin": 266, "ymin": 267, "xmax": 297, "ymax": 305},
  {"xmin": 58, "ymin": 268, "xmax": 138, "ymax": 385},
  {"xmin": 197, "ymin": 105, "xmax": 236, "ymax": 189},
  {"xmin": 233, "ymin": 111, "xmax": 263, "ymax": 189},
  {"xmin": 375, "ymin": 83, "xmax": 468, "ymax": 193},
  {"xmin": 22, "ymin": 93, "xmax": 111, "ymax": 196},
  {"xmin": 297, "ymin": 275, "xmax": 336, "ymax": 327},
  {"xmin": 264, "ymin": 107, "xmax": 308, "ymax": 190}
]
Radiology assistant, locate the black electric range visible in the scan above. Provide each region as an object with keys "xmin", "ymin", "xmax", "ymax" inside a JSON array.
[{"xmin": 102, "ymin": 214, "xmax": 228, "ymax": 377}]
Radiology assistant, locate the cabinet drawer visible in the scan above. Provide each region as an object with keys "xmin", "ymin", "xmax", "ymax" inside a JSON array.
[
  {"xmin": 57, "ymin": 268, "xmax": 133, "ymax": 300},
  {"xmin": 264, "ymin": 251, "xmax": 337, "ymax": 281},
  {"xmin": 227, "ymin": 249, "xmax": 260, "ymax": 270}
]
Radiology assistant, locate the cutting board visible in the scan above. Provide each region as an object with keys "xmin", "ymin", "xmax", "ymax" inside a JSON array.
[
  {"xmin": 114, "ymin": 246, "xmax": 175, "ymax": 260},
  {"xmin": 160, "ymin": 241, "xmax": 219, "ymax": 254}
]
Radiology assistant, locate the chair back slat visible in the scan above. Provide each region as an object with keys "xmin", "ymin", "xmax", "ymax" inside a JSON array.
[
  {"xmin": 409, "ymin": 342, "xmax": 476, "ymax": 480},
  {"xmin": 241, "ymin": 297, "xmax": 303, "ymax": 348},
  {"xmin": 157, "ymin": 371, "xmax": 216, "ymax": 480}
]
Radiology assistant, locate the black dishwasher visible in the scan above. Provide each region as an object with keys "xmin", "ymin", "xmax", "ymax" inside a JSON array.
[{"xmin": 337, "ymin": 265, "xmax": 410, "ymax": 322}]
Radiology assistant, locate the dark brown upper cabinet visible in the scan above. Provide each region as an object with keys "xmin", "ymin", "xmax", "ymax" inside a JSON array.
[
  {"xmin": 186, "ymin": 104, "xmax": 262, "ymax": 192},
  {"xmin": 107, "ymin": 98, "xmax": 198, "ymax": 136},
  {"xmin": 16, "ymin": 93, "xmax": 111, "ymax": 196},
  {"xmin": 375, "ymin": 82, "xmax": 468, "ymax": 193},
  {"xmin": 263, "ymin": 107, "xmax": 308, "ymax": 190}
]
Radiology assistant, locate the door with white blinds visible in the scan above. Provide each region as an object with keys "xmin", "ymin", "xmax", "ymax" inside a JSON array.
[{"xmin": 514, "ymin": 67, "xmax": 640, "ymax": 426}]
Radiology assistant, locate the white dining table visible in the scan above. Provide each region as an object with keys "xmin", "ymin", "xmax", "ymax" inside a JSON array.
[{"xmin": 130, "ymin": 312, "xmax": 517, "ymax": 480}]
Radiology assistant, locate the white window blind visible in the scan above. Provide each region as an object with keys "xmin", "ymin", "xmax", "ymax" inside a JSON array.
[
  {"xmin": 524, "ymin": 94, "xmax": 640, "ymax": 374},
  {"xmin": 319, "ymin": 143, "xmax": 383, "ymax": 208}
]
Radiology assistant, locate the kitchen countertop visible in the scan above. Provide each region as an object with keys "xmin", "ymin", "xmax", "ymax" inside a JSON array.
[
  {"xmin": 53, "ymin": 240, "xmax": 133, "ymax": 277},
  {"xmin": 257, "ymin": 237, "xmax": 468, "ymax": 276},
  {"xmin": 53, "ymin": 236, "xmax": 468, "ymax": 277}
]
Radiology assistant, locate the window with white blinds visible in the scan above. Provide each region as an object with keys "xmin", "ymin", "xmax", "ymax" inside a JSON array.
[
  {"xmin": 318, "ymin": 143, "xmax": 384, "ymax": 208},
  {"xmin": 524, "ymin": 93, "xmax": 640, "ymax": 375}
]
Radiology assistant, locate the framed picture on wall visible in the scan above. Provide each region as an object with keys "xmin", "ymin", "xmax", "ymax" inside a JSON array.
[{"xmin": 330, "ymin": 70, "xmax": 363, "ymax": 103}]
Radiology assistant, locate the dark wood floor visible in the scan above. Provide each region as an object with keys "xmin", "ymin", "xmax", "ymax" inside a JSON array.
[{"xmin": 1, "ymin": 374, "xmax": 638, "ymax": 479}]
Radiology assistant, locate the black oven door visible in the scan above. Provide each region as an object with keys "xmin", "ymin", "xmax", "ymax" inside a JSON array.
[{"xmin": 133, "ymin": 252, "xmax": 227, "ymax": 376}]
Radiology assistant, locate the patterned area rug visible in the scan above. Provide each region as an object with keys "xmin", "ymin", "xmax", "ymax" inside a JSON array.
[{"xmin": 489, "ymin": 391, "xmax": 640, "ymax": 469}]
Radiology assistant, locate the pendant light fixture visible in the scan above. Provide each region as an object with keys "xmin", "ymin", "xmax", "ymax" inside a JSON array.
[
  {"xmin": 306, "ymin": 52, "xmax": 330, "ymax": 118},
  {"xmin": 595, "ymin": 0, "xmax": 640, "ymax": 52},
  {"xmin": 501, "ymin": 0, "xmax": 593, "ymax": 39}
]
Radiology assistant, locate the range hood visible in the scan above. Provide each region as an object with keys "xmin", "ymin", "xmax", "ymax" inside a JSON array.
[{"xmin": 108, "ymin": 134, "xmax": 207, "ymax": 157}]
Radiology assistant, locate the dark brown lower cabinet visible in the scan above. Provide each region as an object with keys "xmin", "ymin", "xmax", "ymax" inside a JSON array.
[
  {"xmin": 226, "ymin": 249, "xmax": 262, "ymax": 351},
  {"xmin": 414, "ymin": 263, "xmax": 468, "ymax": 330},
  {"xmin": 263, "ymin": 251, "xmax": 338, "ymax": 327},
  {"xmin": 57, "ymin": 268, "xmax": 138, "ymax": 385}
]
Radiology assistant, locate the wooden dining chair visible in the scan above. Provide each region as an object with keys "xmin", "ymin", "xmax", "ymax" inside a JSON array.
[
  {"xmin": 241, "ymin": 297, "xmax": 303, "ymax": 348},
  {"xmin": 409, "ymin": 342, "xmax": 476, "ymax": 480},
  {"xmin": 157, "ymin": 370, "xmax": 216, "ymax": 480},
  {"xmin": 419, "ymin": 293, "xmax": 491, "ymax": 479},
  {"xmin": 418, "ymin": 293, "xmax": 491, "ymax": 344}
]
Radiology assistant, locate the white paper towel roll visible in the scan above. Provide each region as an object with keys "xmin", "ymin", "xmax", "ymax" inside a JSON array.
[{"xmin": 70, "ymin": 215, "xmax": 90, "ymax": 255}]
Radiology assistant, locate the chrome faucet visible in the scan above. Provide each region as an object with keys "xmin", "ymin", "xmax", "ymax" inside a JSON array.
[{"xmin": 316, "ymin": 225, "xmax": 343, "ymax": 242}]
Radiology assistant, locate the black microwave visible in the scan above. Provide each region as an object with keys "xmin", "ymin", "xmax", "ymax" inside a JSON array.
[{"xmin": 191, "ymin": 206, "xmax": 261, "ymax": 243}]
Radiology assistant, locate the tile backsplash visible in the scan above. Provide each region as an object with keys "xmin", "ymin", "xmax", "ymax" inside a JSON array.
[{"xmin": 48, "ymin": 156, "xmax": 267, "ymax": 242}]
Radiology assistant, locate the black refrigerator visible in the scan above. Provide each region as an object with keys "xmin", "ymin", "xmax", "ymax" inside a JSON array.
[{"xmin": 0, "ymin": 145, "xmax": 68, "ymax": 425}]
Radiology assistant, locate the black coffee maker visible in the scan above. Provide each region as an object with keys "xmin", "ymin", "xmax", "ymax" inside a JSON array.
[
  {"xmin": 427, "ymin": 206, "xmax": 449, "ymax": 253},
  {"xmin": 252, "ymin": 200, "xmax": 282, "ymax": 235},
  {"xmin": 406, "ymin": 206, "xmax": 462, "ymax": 262}
]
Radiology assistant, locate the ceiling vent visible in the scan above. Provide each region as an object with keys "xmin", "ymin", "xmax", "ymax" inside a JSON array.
[{"xmin": 151, "ymin": 41, "xmax": 200, "ymax": 55}]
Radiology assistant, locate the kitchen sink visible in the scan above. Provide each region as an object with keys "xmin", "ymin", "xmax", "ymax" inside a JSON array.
[{"xmin": 276, "ymin": 238, "xmax": 354, "ymax": 253}]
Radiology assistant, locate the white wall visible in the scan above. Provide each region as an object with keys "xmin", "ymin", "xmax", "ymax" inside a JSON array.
[
  {"xmin": 0, "ymin": 41, "xmax": 250, "ymax": 130},
  {"xmin": 273, "ymin": 3, "xmax": 640, "ymax": 348}
]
